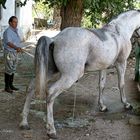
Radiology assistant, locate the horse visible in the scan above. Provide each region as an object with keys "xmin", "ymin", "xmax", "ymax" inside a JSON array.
[{"xmin": 20, "ymin": 10, "xmax": 140, "ymax": 139}]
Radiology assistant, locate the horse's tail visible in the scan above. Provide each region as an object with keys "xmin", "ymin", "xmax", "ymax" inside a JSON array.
[{"xmin": 34, "ymin": 36, "xmax": 53, "ymax": 99}]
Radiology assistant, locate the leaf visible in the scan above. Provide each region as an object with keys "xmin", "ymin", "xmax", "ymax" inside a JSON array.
[
  {"xmin": 0, "ymin": 0, "xmax": 7, "ymax": 9},
  {"xmin": 63, "ymin": 0, "xmax": 68, "ymax": 6}
]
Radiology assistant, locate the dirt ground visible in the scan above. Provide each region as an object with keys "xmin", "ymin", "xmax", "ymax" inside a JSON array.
[{"xmin": 0, "ymin": 45, "xmax": 140, "ymax": 140}]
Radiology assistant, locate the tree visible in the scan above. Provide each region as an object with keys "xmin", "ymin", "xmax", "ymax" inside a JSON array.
[
  {"xmin": 35, "ymin": 0, "xmax": 138, "ymax": 30},
  {"xmin": 60, "ymin": 0, "xmax": 83, "ymax": 30},
  {"xmin": 35, "ymin": 0, "xmax": 84, "ymax": 30},
  {"xmin": 1, "ymin": 0, "xmax": 139, "ymax": 30},
  {"xmin": 83, "ymin": 0, "xmax": 137, "ymax": 27}
]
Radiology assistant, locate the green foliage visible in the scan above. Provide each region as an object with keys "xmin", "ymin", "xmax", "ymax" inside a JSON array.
[
  {"xmin": 0, "ymin": 0, "xmax": 29, "ymax": 9},
  {"xmin": 33, "ymin": 0, "xmax": 53, "ymax": 19},
  {"xmin": 83, "ymin": 0, "xmax": 137, "ymax": 28},
  {"xmin": 134, "ymin": 1, "xmax": 140, "ymax": 8},
  {"xmin": 33, "ymin": 0, "xmax": 53, "ymax": 20},
  {"xmin": 16, "ymin": 0, "xmax": 29, "ymax": 7},
  {"xmin": 81, "ymin": 14, "xmax": 93, "ymax": 28},
  {"xmin": 0, "ymin": 0, "xmax": 7, "ymax": 9},
  {"xmin": 35, "ymin": 0, "xmax": 68, "ymax": 7},
  {"xmin": 35, "ymin": 0, "xmax": 139, "ymax": 28},
  {"xmin": 1, "ymin": 0, "xmax": 139, "ymax": 28},
  {"xmin": 34, "ymin": 0, "xmax": 58, "ymax": 8}
]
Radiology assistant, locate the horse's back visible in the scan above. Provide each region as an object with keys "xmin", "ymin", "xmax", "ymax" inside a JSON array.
[
  {"xmin": 54, "ymin": 27, "xmax": 92, "ymax": 44},
  {"xmin": 51, "ymin": 27, "xmax": 126, "ymax": 73}
]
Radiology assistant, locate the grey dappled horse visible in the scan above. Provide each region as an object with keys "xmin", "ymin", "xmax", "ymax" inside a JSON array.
[{"xmin": 20, "ymin": 10, "xmax": 140, "ymax": 138}]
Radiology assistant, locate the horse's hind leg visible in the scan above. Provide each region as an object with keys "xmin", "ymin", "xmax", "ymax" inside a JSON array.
[
  {"xmin": 20, "ymin": 79, "xmax": 35, "ymax": 130},
  {"xmin": 98, "ymin": 70, "xmax": 108, "ymax": 112},
  {"xmin": 46, "ymin": 75, "xmax": 80, "ymax": 138},
  {"xmin": 116, "ymin": 61, "xmax": 133, "ymax": 110}
]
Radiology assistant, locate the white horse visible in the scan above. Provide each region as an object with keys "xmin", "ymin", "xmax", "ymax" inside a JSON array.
[{"xmin": 20, "ymin": 10, "xmax": 140, "ymax": 139}]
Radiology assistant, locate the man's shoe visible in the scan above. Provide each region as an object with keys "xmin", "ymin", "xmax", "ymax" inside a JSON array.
[
  {"xmin": 10, "ymin": 85, "xmax": 19, "ymax": 91},
  {"xmin": 4, "ymin": 73, "xmax": 13, "ymax": 94},
  {"xmin": 9, "ymin": 74, "xmax": 19, "ymax": 90},
  {"xmin": 5, "ymin": 87, "xmax": 13, "ymax": 94}
]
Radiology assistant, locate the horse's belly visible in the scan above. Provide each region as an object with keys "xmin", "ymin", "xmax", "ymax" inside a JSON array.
[
  {"xmin": 85, "ymin": 44, "xmax": 118, "ymax": 71},
  {"xmin": 85, "ymin": 56, "xmax": 115, "ymax": 71},
  {"xmin": 85, "ymin": 62, "xmax": 109, "ymax": 71}
]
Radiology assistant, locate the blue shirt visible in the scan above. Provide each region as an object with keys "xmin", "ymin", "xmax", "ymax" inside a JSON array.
[{"xmin": 3, "ymin": 26, "xmax": 21, "ymax": 52}]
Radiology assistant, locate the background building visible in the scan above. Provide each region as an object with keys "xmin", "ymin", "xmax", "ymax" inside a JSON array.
[{"xmin": 0, "ymin": 0, "xmax": 33, "ymax": 42}]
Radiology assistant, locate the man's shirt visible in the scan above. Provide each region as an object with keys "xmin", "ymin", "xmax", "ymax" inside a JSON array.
[{"xmin": 3, "ymin": 26, "xmax": 21, "ymax": 52}]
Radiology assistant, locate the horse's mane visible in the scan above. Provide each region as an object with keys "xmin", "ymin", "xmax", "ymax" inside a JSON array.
[
  {"xmin": 95, "ymin": 10, "xmax": 140, "ymax": 39},
  {"xmin": 109, "ymin": 10, "xmax": 140, "ymax": 24}
]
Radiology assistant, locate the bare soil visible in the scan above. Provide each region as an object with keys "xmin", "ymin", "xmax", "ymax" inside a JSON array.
[{"xmin": 0, "ymin": 49, "xmax": 140, "ymax": 140}]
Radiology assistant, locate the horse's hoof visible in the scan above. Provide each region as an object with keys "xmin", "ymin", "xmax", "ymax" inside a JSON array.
[
  {"xmin": 99, "ymin": 106, "xmax": 108, "ymax": 112},
  {"xmin": 20, "ymin": 125, "xmax": 30, "ymax": 130},
  {"xmin": 47, "ymin": 133, "xmax": 58, "ymax": 139},
  {"xmin": 125, "ymin": 104, "xmax": 133, "ymax": 110}
]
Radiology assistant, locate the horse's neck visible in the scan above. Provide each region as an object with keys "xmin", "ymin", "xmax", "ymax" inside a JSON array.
[
  {"xmin": 109, "ymin": 12, "xmax": 140, "ymax": 39},
  {"xmin": 122, "ymin": 20, "xmax": 140, "ymax": 39}
]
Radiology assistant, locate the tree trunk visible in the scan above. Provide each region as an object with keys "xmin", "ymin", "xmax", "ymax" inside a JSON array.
[
  {"xmin": 60, "ymin": 0, "xmax": 83, "ymax": 30},
  {"xmin": 53, "ymin": 6, "xmax": 61, "ymax": 30}
]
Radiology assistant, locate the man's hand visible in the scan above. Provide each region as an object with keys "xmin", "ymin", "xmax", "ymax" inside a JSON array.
[
  {"xmin": 7, "ymin": 42, "xmax": 23, "ymax": 53},
  {"xmin": 16, "ymin": 47, "xmax": 22, "ymax": 53}
]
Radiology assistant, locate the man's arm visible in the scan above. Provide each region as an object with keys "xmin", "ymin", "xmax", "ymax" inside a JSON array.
[{"xmin": 7, "ymin": 42, "xmax": 22, "ymax": 52}]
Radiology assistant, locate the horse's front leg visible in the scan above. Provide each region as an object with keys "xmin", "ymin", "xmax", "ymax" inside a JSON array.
[
  {"xmin": 116, "ymin": 61, "xmax": 133, "ymax": 110},
  {"xmin": 98, "ymin": 70, "xmax": 108, "ymax": 112},
  {"xmin": 20, "ymin": 79, "xmax": 35, "ymax": 130}
]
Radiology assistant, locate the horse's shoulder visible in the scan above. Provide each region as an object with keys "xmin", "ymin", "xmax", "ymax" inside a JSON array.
[{"xmin": 88, "ymin": 28, "xmax": 108, "ymax": 41}]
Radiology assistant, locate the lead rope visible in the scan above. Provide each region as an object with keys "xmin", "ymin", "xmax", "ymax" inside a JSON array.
[
  {"xmin": 20, "ymin": 52, "xmax": 35, "ymax": 79},
  {"xmin": 21, "ymin": 50, "xmax": 47, "ymax": 125}
]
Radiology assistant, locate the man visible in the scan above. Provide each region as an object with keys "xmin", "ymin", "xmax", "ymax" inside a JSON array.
[{"xmin": 3, "ymin": 16, "xmax": 22, "ymax": 93}]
